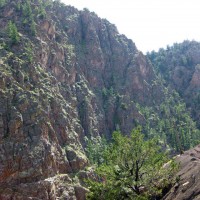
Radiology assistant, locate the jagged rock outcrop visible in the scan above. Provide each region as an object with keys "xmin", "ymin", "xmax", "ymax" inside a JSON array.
[
  {"xmin": 0, "ymin": 0, "xmax": 199, "ymax": 199},
  {"xmin": 0, "ymin": 0, "xmax": 164, "ymax": 199},
  {"xmin": 163, "ymin": 145, "xmax": 200, "ymax": 200}
]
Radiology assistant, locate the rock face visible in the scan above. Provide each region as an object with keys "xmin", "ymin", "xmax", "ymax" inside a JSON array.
[
  {"xmin": 163, "ymin": 145, "xmax": 200, "ymax": 200},
  {"xmin": 0, "ymin": 0, "xmax": 199, "ymax": 199},
  {"xmin": 0, "ymin": 0, "xmax": 164, "ymax": 199},
  {"xmin": 148, "ymin": 41, "xmax": 200, "ymax": 127}
]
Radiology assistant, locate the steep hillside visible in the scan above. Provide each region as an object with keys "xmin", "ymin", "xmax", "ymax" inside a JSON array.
[
  {"xmin": 0, "ymin": 0, "xmax": 199, "ymax": 199},
  {"xmin": 147, "ymin": 40, "xmax": 200, "ymax": 127}
]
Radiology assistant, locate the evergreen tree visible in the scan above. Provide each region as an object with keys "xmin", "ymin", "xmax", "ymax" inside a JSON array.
[
  {"xmin": 22, "ymin": 0, "xmax": 37, "ymax": 36},
  {"xmin": 22, "ymin": 0, "xmax": 32, "ymax": 17},
  {"xmin": 30, "ymin": 19, "xmax": 36, "ymax": 36},
  {"xmin": 85, "ymin": 136, "xmax": 108, "ymax": 166},
  {"xmin": 86, "ymin": 127, "xmax": 177, "ymax": 200},
  {"xmin": 7, "ymin": 21, "xmax": 20, "ymax": 44}
]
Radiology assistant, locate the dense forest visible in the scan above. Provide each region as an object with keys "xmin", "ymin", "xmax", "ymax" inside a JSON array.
[{"xmin": 147, "ymin": 41, "xmax": 200, "ymax": 128}]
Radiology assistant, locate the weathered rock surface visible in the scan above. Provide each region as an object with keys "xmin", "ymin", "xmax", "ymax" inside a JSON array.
[
  {"xmin": 0, "ymin": 0, "xmax": 199, "ymax": 199},
  {"xmin": 163, "ymin": 145, "xmax": 200, "ymax": 200},
  {"xmin": 0, "ymin": 0, "xmax": 163, "ymax": 199}
]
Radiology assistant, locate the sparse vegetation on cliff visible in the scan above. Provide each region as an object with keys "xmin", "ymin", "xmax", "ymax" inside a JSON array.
[{"xmin": 0, "ymin": 0, "xmax": 200, "ymax": 199}]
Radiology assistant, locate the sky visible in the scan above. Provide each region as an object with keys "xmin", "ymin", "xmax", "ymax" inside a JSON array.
[{"xmin": 61, "ymin": 0, "xmax": 200, "ymax": 53}]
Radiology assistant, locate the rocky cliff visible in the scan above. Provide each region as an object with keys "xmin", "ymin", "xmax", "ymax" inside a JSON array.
[
  {"xmin": 0, "ymin": 0, "xmax": 164, "ymax": 198},
  {"xmin": 0, "ymin": 0, "xmax": 199, "ymax": 199},
  {"xmin": 147, "ymin": 40, "xmax": 200, "ymax": 127}
]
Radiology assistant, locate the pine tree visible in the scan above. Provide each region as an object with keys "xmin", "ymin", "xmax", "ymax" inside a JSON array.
[
  {"xmin": 30, "ymin": 19, "xmax": 36, "ymax": 36},
  {"xmin": 21, "ymin": 0, "xmax": 37, "ymax": 36},
  {"xmin": 22, "ymin": 0, "xmax": 32, "ymax": 17},
  {"xmin": 86, "ymin": 127, "xmax": 178, "ymax": 200},
  {"xmin": 7, "ymin": 21, "xmax": 20, "ymax": 44}
]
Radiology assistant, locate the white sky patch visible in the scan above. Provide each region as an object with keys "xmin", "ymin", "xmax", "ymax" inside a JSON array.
[{"xmin": 61, "ymin": 0, "xmax": 200, "ymax": 53}]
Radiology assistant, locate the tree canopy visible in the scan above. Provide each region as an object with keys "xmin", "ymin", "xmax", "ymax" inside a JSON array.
[
  {"xmin": 86, "ymin": 127, "xmax": 177, "ymax": 200},
  {"xmin": 7, "ymin": 21, "xmax": 20, "ymax": 44}
]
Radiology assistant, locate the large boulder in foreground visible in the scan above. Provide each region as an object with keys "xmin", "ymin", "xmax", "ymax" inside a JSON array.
[{"xmin": 163, "ymin": 144, "xmax": 200, "ymax": 200}]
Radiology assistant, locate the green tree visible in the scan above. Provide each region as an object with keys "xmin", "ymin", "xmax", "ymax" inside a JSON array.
[
  {"xmin": 30, "ymin": 19, "xmax": 36, "ymax": 36},
  {"xmin": 21, "ymin": 0, "xmax": 37, "ymax": 36},
  {"xmin": 22, "ymin": 0, "xmax": 32, "ymax": 17},
  {"xmin": 85, "ymin": 136, "xmax": 108, "ymax": 166},
  {"xmin": 24, "ymin": 42, "xmax": 33, "ymax": 62},
  {"xmin": 36, "ymin": 0, "xmax": 47, "ymax": 19},
  {"xmin": 86, "ymin": 127, "xmax": 177, "ymax": 200},
  {"xmin": 0, "ymin": 0, "xmax": 6, "ymax": 8},
  {"xmin": 7, "ymin": 21, "xmax": 20, "ymax": 44},
  {"xmin": 16, "ymin": 2, "xmax": 21, "ymax": 11}
]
